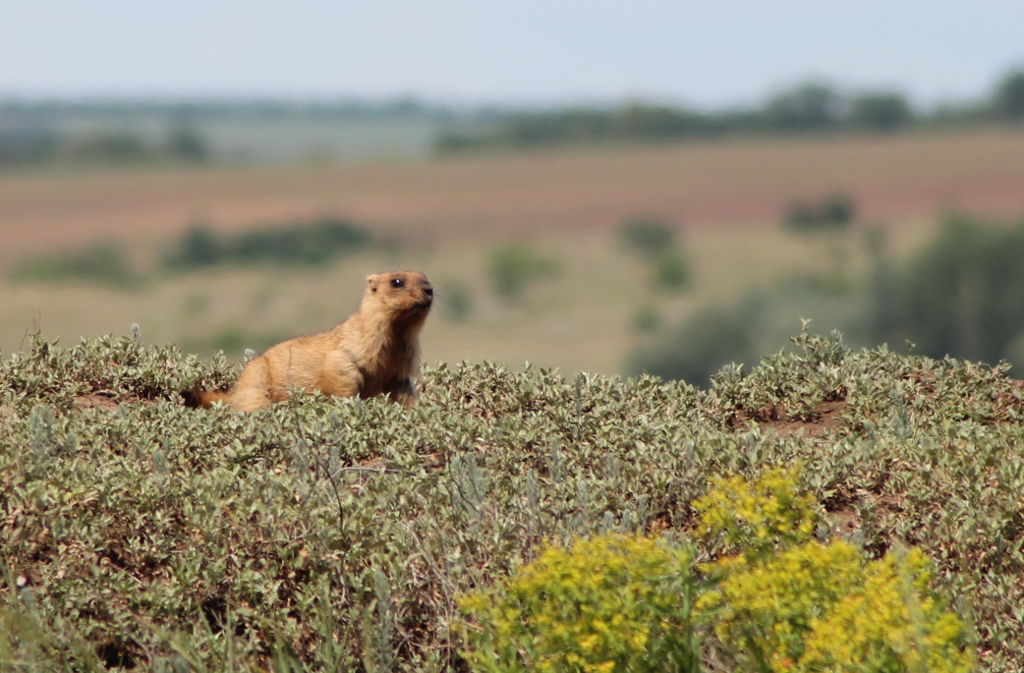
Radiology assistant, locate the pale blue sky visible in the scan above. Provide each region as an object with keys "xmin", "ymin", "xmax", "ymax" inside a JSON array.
[{"xmin": 1, "ymin": 0, "xmax": 1022, "ymax": 107}]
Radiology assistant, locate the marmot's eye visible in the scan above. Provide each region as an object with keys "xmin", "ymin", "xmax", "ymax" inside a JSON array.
[{"xmin": 390, "ymin": 278, "xmax": 404, "ymax": 288}]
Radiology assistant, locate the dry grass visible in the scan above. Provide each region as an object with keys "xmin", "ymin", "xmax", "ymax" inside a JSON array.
[
  {"xmin": 0, "ymin": 231, "xmax": 865, "ymax": 376},
  {"xmin": 2, "ymin": 128, "xmax": 1023, "ymax": 374}
]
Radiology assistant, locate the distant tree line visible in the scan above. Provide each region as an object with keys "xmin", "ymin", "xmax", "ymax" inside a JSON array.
[
  {"xmin": 0, "ymin": 122, "xmax": 209, "ymax": 167},
  {"xmin": 0, "ymin": 96, "xmax": 451, "ymax": 121},
  {"xmin": 0, "ymin": 97, "xmax": 455, "ymax": 168},
  {"xmin": 437, "ymin": 68, "xmax": 1024, "ymax": 152},
  {"xmin": 3, "ymin": 69, "xmax": 1023, "ymax": 166}
]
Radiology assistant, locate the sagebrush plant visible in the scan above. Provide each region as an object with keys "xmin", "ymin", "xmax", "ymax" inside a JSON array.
[
  {"xmin": 697, "ymin": 469, "xmax": 973, "ymax": 673},
  {"xmin": 458, "ymin": 533, "xmax": 699, "ymax": 673},
  {"xmin": 0, "ymin": 329, "xmax": 1015, "ymax": 670}
]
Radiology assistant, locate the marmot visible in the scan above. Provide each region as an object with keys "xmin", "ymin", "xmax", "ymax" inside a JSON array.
[{"xmin": 183, "ymin": 270, "xmax": 433, "ymax": 411}]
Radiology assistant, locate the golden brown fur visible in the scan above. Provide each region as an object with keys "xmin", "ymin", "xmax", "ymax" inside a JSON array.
[{"xmin": 183, "ymin": 270, "xmax": 433, "ymax": 411}]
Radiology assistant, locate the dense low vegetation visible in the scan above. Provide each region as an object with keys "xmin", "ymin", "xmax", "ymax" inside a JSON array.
[{"xmin": 1, "ymin": 329, "xmax": 1023, "ymax": 671}]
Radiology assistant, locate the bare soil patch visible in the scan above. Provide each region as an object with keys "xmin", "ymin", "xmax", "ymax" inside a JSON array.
[
  {"xmin": 732, "ymin": 399, "xmax": 849, "ymax": 439},
  {"xmin": 828, "ymin": 493, "xmax": 904, "ymax": 542},
  {"xmin": 73, "ymin": 392, "xmax": 123, "ymax": 410},
  {"xmin": 71, "ymin": 390, "xmax": 182, "ymax": 410},
  {"xmin": 767, "ymin": 399, "xmax": 849, "ymax": 439}
]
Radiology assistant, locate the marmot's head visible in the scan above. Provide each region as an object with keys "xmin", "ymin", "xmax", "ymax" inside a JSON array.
[{"xmin": 365, "ymin": 270, "xmax": 433, "ymax": 323}]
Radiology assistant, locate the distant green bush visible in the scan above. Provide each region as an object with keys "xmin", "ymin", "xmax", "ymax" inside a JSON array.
[
  {"xmin": 618, "ymin": 218, "xmax": 691, "ymax": 292},
  {"xmin": 627, "ymin": 274, "xmax": 873, "ymax": 386},
  {"xmin": 783, "ymin": 193, "xmax": 856, "ymax": 234},
  {"xmin": 631, "ymin": 306, "xmax": 661, "ymax": 332},
  {"xmin": 619, "ymin": 218, "xmax": 676, "ymax": 258},
  {"xmin": 11, "ymin": 242, "xmax": 138, "ymax": 288},
  {"xmin": 631, "ymin": 211, "xmax": 1024, "ymax": 385},
  {"xmin": 891, "ymin": 214, "xmax": 1024, "ymax": 365},
  {"xmin": 488, "ymin": 243, "xmax": 560, "ymax": 300},
  {"xmin": 654, "ymin": 254, "xmax": 689, "ymax": 291},
  {"xmin": 164, "ymin": 217, "xmax": 371, "ymax": 270},
  {"xmin": 168, "ymin": 224, "xmax": 223, "ymax": 268},
  {"xmin": 629, "ymin": 303, "xmax": 755, "ymax": 384}
]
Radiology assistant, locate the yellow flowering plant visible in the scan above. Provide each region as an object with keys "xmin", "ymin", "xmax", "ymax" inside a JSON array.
[
  {"xmin": 696, "ymin": 468, "xmax": 973, "ymax": 673},
  {"xmin": 457, "ymin": 533, "xmax": 700, "ymax": 673},
  {"xmin": 693, "ymin": 466, "xmax": 817, "ymax": 559},
  {"xmin": 459, "ymin": 469, "xmax": 973, "ymax": 673}
]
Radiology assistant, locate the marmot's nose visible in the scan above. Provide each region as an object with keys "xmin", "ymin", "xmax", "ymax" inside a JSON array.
[{"xmin": 424, "ymin": 286, "xmax": 434, "ymax": 297}]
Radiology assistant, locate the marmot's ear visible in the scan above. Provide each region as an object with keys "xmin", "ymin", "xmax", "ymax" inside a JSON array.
[{"xmin": 367, "ymin": 274, "xmax": 380, "ymax": 292}]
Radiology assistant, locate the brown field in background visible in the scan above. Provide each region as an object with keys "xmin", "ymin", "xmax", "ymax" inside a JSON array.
[
  {"xmin": 3, "ymin": 128, "xmax": 1024, "ymax": 257},
  {"xmin": 2, "ymin": 128, "xmax": 1024, "ymax": 374}
]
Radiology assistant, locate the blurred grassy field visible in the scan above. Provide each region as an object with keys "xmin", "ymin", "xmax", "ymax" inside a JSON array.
[{"xmin": 2, "ymin": 127, "xmax": 1024, "ymax": 375}]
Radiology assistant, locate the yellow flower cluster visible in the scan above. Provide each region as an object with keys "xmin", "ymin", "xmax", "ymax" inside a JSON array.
[
  {"xmin": 698, "ymin": 469, "xmax": 973, "ymax": 673},
  {"xmin": 459, "ymin": 470, "xmax": 972, "ymax": 673},
  {"xmin": 694, "ymin": 466, "xmax": 817, "ymax": 556},
  {"xmin": 698, "ymin": 539, "xmax": 866, "ymax": 667},
  {"xmin": 800, "ymin": 548, "xmax": 972, "ymax": 673},
  {"xmin": 457, "ymin": 533, "xmax": 697, "ymax": 673}
]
